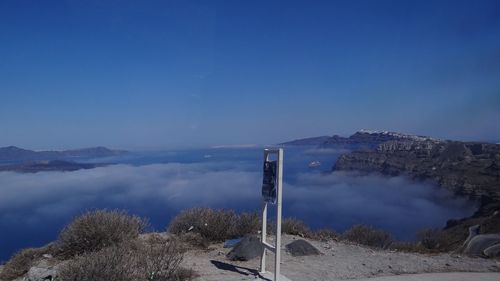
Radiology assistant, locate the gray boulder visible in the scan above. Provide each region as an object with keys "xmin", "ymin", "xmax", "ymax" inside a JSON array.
[
  {"xmin": 462, "ymin": 225, "xmax": 500, "ymax": 257},
  {"xmin": 484, "ymin": 243, "xmax": 500, "ymax": 258},
  {"xmin": 24, "ymin": 266, "xmax": 57, "ymax": 281},
  {"xmin": 286, "ymin": 239, "xmax": 321, "ymax": 257},
  {"xmin": 23, "ymin": 258, "xmax": 59, "ymax": 281},
  {"xmin": 226, "ymin": 235, "xmax": 263, "ymax": 261}
]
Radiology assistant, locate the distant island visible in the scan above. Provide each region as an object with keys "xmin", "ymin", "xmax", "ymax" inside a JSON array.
[
  {"xmin": 0, "ymin": 160, "xmax": 104, "ymax": 173},
  {"xmin": 0, "ymin": 146, "xmax": 127, "ymax": 163},
  {"xmin": 0, "ymin": 146, "xmax": 127, "ymax": 172}
]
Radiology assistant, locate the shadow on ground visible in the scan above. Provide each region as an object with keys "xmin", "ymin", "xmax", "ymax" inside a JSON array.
[{"xmin": 210, "ymin": 260, "xmax": 270, "ymax": 281}]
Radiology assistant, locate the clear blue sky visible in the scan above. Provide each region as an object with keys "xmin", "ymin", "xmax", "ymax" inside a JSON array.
[{"xmin": 1, "ymin": 0, "xmax": 499, "ymax": 149}]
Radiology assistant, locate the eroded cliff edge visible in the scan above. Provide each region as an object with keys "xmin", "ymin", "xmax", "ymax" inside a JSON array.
[{"xmin": 334, "ymin": 138, "xmax": 500, "ymax": 216}]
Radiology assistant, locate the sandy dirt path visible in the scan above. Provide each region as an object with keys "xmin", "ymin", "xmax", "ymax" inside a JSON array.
[{"xmin": 181, "ymin": 235, "xmax": 500, "ymax": 281}]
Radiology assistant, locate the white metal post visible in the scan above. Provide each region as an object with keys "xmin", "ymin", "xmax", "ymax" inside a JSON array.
[
  {"xmin": 275, "ymin": 148, "xmax": 283, "ymax": 281},
  {"xmin": 260, "ymin": 201, "xmax": 268, "ymax": 272},
  {"xmin": 260, "ymin": 150, "xmax": 269, "ymax": 273},
  {"xmin": 260, "ymin": 148, "xmax": 285, "ymax": 281}
]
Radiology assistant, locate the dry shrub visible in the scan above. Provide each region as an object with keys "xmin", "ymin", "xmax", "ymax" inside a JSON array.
[
  {"xmin": 174, "ymin": 268, "xmax": 198, "ymax": 281},
  {"xmin": 230, "ymin": 212, "xmax": 260, "ymax": 237},
  {"xmin": 58, "ymin": 237, "xmax": 190, "ymax": 281},
  {"xmin": 342, "ymin": 224, "xmax": 393, "ymax": 249},
  {"xmin": 58, "ymin": 244, "xmax": 135, "ymax": 281},
  {"xmin": 169, "ymin": 209, "xmax": 338, "ymax": 243},
  {"xmin": 390, "ymin": 241, "xmax": 423, "ymax": 253},
  {"xmin": 390, "ymin": 229, "xmax": 456, "ymax": 253},
  {"xmin": 140, "ymin": 234, "xmax": 184, "ymax": 280},
  {"xmin": 178, "ymin": 232, "xmax": 210, "ymax": 249},
  {"xmin": 417, "ymin": 228, "xmax": 454, "ymax": 252},
  {"xmin": 281, "ymin": 217, "xmax": 311, "ymax": 237},
  {"xmin": 57, "ymin": 209, "xmax": 147, "ymax": 257},
  {"xmin": 310, "ymin": 228, "xmax": 339, "ymax": 241},
  {"xmin": 169, "ymin": 208, "xmax": 259, "ymax": 242},
  {"xmin": 0, "ymin": 246, "xmax": 52, "ymax": 281}
]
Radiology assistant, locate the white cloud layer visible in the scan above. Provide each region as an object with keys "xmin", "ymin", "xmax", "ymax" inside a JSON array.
[{"xmin": 0, "ymin": 163, "xmax": 476, "ymax": 240}]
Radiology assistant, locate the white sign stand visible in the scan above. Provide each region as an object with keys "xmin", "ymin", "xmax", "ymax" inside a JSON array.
[{"xmin": 260, "ymin": 148, "xmax": 290, "ymax": 281}]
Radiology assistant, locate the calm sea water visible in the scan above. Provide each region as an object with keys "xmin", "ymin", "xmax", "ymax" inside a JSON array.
[{"xmin": 0, "ymin": 146, "xmax": 475, "ymax": 261}]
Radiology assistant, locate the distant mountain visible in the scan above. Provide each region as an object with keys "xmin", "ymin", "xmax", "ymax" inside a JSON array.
[
  {"xmin": 61, "ymin": 147, "xmax": 128, "ymax": 158},
  {"xmin": 280, "ymin": 130, "xmax": 436, "ymax": 149},
  {"xmin": 0, "ymin": 160, "xmax": 102, "ymax": 173},
  {"xmin": 0, "ymin": 146, "xmax": 127, "ymax": 164}
]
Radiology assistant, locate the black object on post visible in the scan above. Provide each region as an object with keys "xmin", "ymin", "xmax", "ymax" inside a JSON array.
[{"xmin": 262, "ymin": 160, "xmax": 277, "ymax": 204}]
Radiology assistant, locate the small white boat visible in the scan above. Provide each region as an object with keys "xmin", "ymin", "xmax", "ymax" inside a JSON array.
[
  {"xmin": 203, "ymin": 154, "xmax": 213, "ymax": 159},
  {"xmin": 308, "ymin": 160, "xmax": 321, "ymax": 168}
]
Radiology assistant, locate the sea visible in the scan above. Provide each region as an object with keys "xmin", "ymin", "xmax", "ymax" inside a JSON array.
[{"xmin": 0, "ymin": 146, "xmax": 476, "ymax": 261}]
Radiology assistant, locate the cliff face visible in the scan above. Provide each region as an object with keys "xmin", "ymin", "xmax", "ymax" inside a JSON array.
[
  {"xmin": 281, "ymin": 130, "xmax": 436, "ymax": 150},
  {"xmin": 334, "ymin": 140, "xmax": 500, "ymax": 203}
]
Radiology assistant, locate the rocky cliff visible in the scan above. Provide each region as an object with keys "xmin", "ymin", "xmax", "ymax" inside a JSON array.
[
  {"xmin": 281, "ymin": 130, "xmax": 437, "ymax": 150},
  {"xmin": 334, "ymin": 139, "xmax": 500, "ymax": 203}
]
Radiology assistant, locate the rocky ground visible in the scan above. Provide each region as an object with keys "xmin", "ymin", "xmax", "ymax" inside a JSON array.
[
  {"xmin": 181, "ymin": 234, "xmax": 500, "ymax": 281},
  {"xmin": 3, "ymin": 233, "xmax": 499, "ymax": 281}
]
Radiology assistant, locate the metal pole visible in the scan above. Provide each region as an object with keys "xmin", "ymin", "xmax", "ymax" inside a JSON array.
[
  {"xmin": 260, "ymin": 150, "xmax": 269, "ymax": 273},
  {"xmin": 274, "ymin": 148, "xmax": 283, "ymax": 281},
  {"xmin": 260, "ymin": 202, "xmax": 268, "ymax": 273}
]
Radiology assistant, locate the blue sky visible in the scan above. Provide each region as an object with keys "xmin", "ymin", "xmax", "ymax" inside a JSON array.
[{"xmin": 1, "ymin": 0, "xmax": 499, "ymax": 149}]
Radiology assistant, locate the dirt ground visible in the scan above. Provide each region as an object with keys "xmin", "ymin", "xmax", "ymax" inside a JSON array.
[{"xmin": 181, "ymin": 234, "xmax": 500, "ymax": 281}]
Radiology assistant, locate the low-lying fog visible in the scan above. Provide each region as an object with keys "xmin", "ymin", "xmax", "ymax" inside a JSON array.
[{"xmin": 0, "ymin": 158, "xmax": 476, "ymax": 261}]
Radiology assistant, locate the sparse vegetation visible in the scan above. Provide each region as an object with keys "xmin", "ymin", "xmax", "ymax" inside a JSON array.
[
  {"xmin": 168, "ymin": 208, "xmax": 237, "ymax": 242},
  {"xmin": 57, "ymin": 209, "xmax": 148, "ymax": 257},
  {"xmin": 231, "ymin": 212, "xmax": 261, "ymax": 237},
  {"xmin": 281, "ymin": 217, "xmax": 312, "ymax": 237},
  {"xmin": 177, "ymin": 232, "xmax": 210, "ymax": 249},
  {"xmin": 0, "ymin": 245, "xmax": 53, "ymax": 281},
  {"xmin": 389, "ymin": 241, "xmax": 423, "ymax": 253},
  {"xmin": 3, "ymin": 207, "xmax": 471, "ymax": 281},
  {"xmin": 168, "ymin": 208, "xmax": 261, "ymax": 242},
  {"xmin": 310, "ymin": 228, "xmax": 339, "ymax": 241},
  {"xmin": 140, "ymin": 234, "xmax": 185, "ymax": 280},
  {"xmin": 342, "ymin": 224, "xmax": 393, "ymax": 249},
  {"xmin": 58, "ymin": 236, "xmax": 193, "ymax": 281},
  {"xmin": 416, "ymin": 228, "xmax": 455, "ymax": 252},
  {"xmin": 58, "ymin": 244, "xmax": 135, "ymax": 281}
]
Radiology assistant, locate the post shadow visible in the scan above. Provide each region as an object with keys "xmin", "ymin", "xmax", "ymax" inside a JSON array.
[{"xmin": 210, "ymin": 260, "xmax": 270, "ymax": 281}]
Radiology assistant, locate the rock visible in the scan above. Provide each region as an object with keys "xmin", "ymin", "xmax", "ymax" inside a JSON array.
[
  {"xmin": 463, "ymin": 233, "xmax": 500, "ymax": 257},
  {"xmin": 226, "ymin": 235, "xmax": 263, "ymax": 261},
  {"xmin": 24, "ymin": 265, "xmax": 57, "ymax": 281},
  {"xmin": 460, "ymin": 225, "xmax": 481, "ymax": 252},
  {"xmin": 223, "ymin": 238, "xmax": 243, "ymax": 248},
  {"xmin": 285, "ymin": 239, "xmax": 321, "ymax": 257},
  {"xmin": 484, "ymin": 243, "xmax": 500, "ymax": 258}
]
